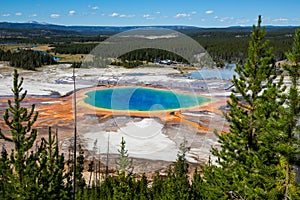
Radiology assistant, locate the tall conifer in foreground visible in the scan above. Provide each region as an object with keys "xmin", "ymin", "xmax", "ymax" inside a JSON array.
[
  {"xmin": 203, "ymin": 15, "xmax": 288, "ymax": 199},
  {"xmin": 0, "ymin": 69, "xmax": 72, "ymax": 199},
  {"xmin": 0, "ymin": 69, "xmax": 39, "ymax": 197},
  {"xmin": 278, "ymin": 28, "xmax": 300, "ymax": 199}
]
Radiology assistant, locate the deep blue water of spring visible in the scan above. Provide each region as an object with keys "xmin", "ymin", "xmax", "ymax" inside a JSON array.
[{"xmin": 84, "ymin": 87, "xmax": 209, "ymax": 111}]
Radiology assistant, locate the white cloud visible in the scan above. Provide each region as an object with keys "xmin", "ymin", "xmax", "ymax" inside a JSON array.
[
  {"xmin": 15, "ymin": 12, "xmax": 22, "ymax": 16},
  {"xmin": 219, "ymin": 17, "xmax": 234, "ymax": 22},
  {"xmin": 50, "ymin": 14, "xmax": 60, "ymax": 18},
  {"xmin": 68, "ymin": 10, "xmax": 76, "ymax": 16},
  {"xmin": 155, "ymin": 11, "xmax": 161, "ymax": 14},
  {"xmin": 31, "ymin": 14, "xmax": 37, "ymax": 17},
  {"xmin": 143, "ymin": 14, "xmax": 154, "ymax": 20},
  {"xmin": 174, "ymin": 13, "xmax": 190, "ymax": 18},
  {"xmin": 88, "ymin": 5, "xmax": 99, "ymax": 10},
  {"xmin": 214, "ymin": 16, "xmax": 218, "ymax": 19},
  {"xmin": 110, "ymin": 13, "xmax": 119, "ymax": 17},
  {"xmin": 273, "ymin": 17, "xmax": 288, "ymax": 22},
  {"xmin": 205, "ymin": 10, "xmax": 214, "ymax": 14},
  {"xmin": 191, "ymin": 11, "xmax": 197, "ymax": 15},
  {"xmin": 119, "ymin": 14, "xmax": 135, "ymax": 18},
  {"xmin": 2, "ymin": 13, "xmax": 10, "ymax": 17}
]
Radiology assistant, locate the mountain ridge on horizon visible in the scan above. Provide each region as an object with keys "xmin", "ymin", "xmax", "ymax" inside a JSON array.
[
  {"xmin": 0, "ymin": 21, "xmax": 299, "ymax": 38},
  {"xmin": 1, "ymin": 21, "xmax": 299, "ymax": 30}
]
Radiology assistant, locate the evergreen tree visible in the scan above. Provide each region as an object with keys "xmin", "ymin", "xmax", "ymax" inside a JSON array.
[
  {"xmin": 35, "ymin": 127, "xmax": 72, "ymax": 199},
  {"xmin": 204, "ymin": 15, "xmax": 287, "ymax": 199},
  {"xmin": 112, "ymin": 137, "xmax": 135, "ymax": 200},
  {"xmin": 174, "ymin": 138, "xmax": 190, "ymax": 176},
  {"xmin": 0, "ymin": 70, "xmax": 73, "ymax": 199},
  {"xmin": 73, "ymin": 144, "xmax": 86, "ymax": 198},
  {"xmin": 0, "ymin": 69, "xmax": 39, "ymax": 197},
  {"xmin": 173, "ymin": 138, "xmax": 190, "ymax": 199},
  {"xmin": 99, "ymin": 176, "xmax": 117, "ymax": 199},
  {"xmin": 8, "ymin": 50, "xmax": 57, "ymax": 70},
  {"xmin": 0, "ymin": 145, "xmax": 14, "ymax": 199},
  {"xmin": 161, "ymin": 167, "xmax": 177, "ymax": 200},
  {"xmin": 134, "ymin": 173, "xmax": 149, "ymax": 200},
  {"xmin": 277, "ymin": 28, "xmax": 300, "ymax": 199},
  {"xmin": 190, "ymin": 168, "xmax": 205, "ymax": 200},
  {"xmin": 116, "ymin": 137, "xmax": 133, "ymax": 175},
  {"xmin": 256, "ymin": 28, "xmax": 300, "ymax": 199},
  {"xmin": 151, "ymin": 172, "xmax": 164, "ymax": 199},
  {"xmin": 158, "ymin": 139, "xmax": 191, "ymax": 200},
  {"xmin": 112, "ymin": 172, "xmax": 135, "ymax": 200}
]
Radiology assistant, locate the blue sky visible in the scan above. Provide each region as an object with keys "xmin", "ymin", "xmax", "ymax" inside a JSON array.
[{"xmin": 0, "ymin": 0, "xmax": 300, "ymax": 27}]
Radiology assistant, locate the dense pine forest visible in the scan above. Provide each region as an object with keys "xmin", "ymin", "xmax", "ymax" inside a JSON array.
[
  {"xmin": 49, "ymin": 43, "xmax": 99, "ymax": 55},
  {"xmin": 0, "ymin": 49, "xmax": 57, "ymax": 70},
  {"xmin": 0, "ymin": 16, "xmax": 300, "ymax": 199}
]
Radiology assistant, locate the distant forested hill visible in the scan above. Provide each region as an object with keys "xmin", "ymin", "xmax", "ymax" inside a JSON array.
[
  {"xmin": 0, "ymin": 21, "xmax": 298, "ymax": 36},
  {"xmin": 0, "ymin": 22, "xmax": 298, "ymax": 65},
  {"xmin": 0, "ymin": 22, "xmax": 202, "ymax": 35}
]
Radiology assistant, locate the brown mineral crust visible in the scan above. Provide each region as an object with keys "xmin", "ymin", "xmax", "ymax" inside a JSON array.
[
  {"xmin": 1, "ymin": 86, "xmax": 227, "ymax": 138},
  {"xmin": 0, "ymin": 86, "xmax": 227, "ymax": 164}
]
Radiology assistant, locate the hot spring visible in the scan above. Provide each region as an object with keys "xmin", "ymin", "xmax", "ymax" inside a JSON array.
[{"xmin": 84, "ymin": 87, "xmax": 209, "ymax": 111}]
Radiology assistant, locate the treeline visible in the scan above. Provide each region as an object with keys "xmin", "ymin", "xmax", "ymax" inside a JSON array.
[
  {"xmin": 106, "ymin": 35, "xmax": 293, "ymax": 67},
  {"xmin": 0, "ymin": 49, "xmax": 56, "ymax": 70},
  {"xmin": 0, "ymin": 49, "xmax": 11, "ymax": 61},
  {"xmin": 110, "ymin": 48, "xmax": 190, "ymax": 68},
  {"xmin": 194, "ymin": 34, "xmax": 293, "ymax": 65},
  {"xmin": 0, "ymin": 28, "xmax": 80, "ymax": 38},
  {"xmin": 0, "ymin": 35, "xmax": 108, "ymax": 44},
  {"xmin": 50, "ymin": 43, "xmax": 99, "ymax": 54},
  {"xmin": 111, "ymin": 60, "xmax": 144, "ymax": 68},
  {"xmin": 103, "ymin": 33, "xmax": 292, "ymax": 67},
  {"xmin": 73, "ymin": 140, "xmax": 208, "ymax": 200},
  {"xmin": 117, "ymin": 48, "xmax": 189, "ymax": 64}
]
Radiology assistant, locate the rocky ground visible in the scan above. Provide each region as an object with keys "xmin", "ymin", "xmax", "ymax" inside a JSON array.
[{"xmin": 0, "ymin": 63, "xmax": 231, "ymax": 174}]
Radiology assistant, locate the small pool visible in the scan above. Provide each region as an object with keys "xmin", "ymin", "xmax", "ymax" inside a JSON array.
[
  {"xmin": 84, "ymin": 87, "xmax": 209, "ymax": 111},
  {"xmin": 53, "ymin": 57, "xmax": 61, "ymax": 61},
  {"xmin": 186, "ymin": 64, "xmax": 237, "ymax": 80}
]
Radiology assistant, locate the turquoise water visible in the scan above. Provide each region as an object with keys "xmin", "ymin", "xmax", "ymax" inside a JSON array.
[
  {"xmin": 84, "ymin": 87, "xmax": 209, "ymax": 111},
  {"xmin": 186, "ymin": 64, "xmax": 237, "ymax": 80}
]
